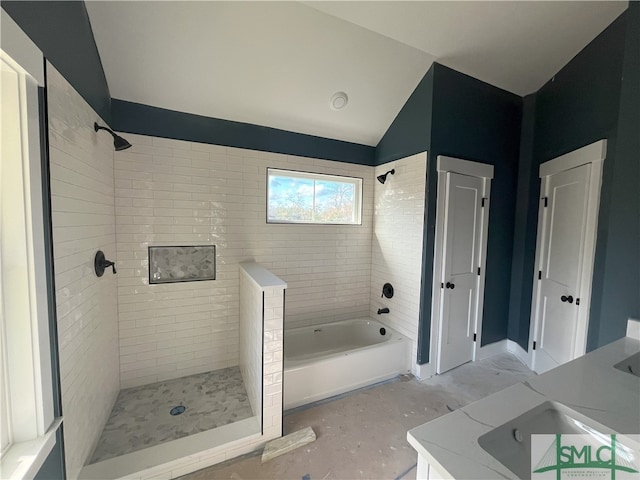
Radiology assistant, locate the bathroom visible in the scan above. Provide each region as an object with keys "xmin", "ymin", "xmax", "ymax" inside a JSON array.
[{"xmin": 0, "ymin": 2, "xmax": 637, "ymax": 479}]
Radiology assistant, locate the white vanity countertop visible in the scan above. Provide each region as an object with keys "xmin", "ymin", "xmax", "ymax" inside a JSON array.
[{"xmin": 407, "ymin": 336, "xmax": 640, "ymax": 479}]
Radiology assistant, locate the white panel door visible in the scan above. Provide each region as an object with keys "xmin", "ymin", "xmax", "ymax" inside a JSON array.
[
  {"xmin": 437, "ymin": 172, "xmax": 484, "ymax": 373},
  {"xmin": 532, "ymin": 164, "xmax": 591, "ymax": 373}
]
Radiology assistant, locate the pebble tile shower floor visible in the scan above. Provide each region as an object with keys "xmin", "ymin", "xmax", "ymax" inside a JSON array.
[{"xmin": 89, "ymin": 366, "xmax": 253, "ymax": 463}]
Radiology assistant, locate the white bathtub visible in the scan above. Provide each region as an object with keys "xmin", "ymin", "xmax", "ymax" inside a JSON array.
[{"xmin": 283, "ymin": 318, "xmax": 410, "ymax": 410}]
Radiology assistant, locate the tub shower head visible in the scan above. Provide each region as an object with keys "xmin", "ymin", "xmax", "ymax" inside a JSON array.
[
  {"xmin": 377, "ymin": 169, "xmax": 395, "ymax": 184},
  {"xmin": 94, "ymin": 122, "xmax": 132, "ymax": 151}
]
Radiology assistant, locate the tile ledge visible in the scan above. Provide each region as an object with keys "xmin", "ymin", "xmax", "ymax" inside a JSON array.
[{"xmin": 240, "ymin": 262, "xmax": 287, "ymax": 290}]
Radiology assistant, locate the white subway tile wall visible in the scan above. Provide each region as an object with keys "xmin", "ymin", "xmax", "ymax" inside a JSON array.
[
  {"xmin": 239, "ymin": 269, "xmax": 263, "ymax": 421},
  {"xmin": 370, "ymin": 153, "xmax": 427, "ymax": 374},
  {"xmin": 261, "ymin": 286, "xmax": 284, "ymax": 439},
  {"xmin": 47, "ymin": 64, "xmax": 120, "ymax": 480},
  {"xmin": 114, "ymin": 134, "xmax": 373, "ymax": 387}
]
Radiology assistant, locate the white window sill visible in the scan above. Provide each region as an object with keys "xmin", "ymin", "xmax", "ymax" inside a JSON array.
[{"xmin": 0, "ymin": 418, "xmax": 61, "ymax": 480}]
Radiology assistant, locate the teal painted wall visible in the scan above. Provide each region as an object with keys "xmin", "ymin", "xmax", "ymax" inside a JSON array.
[
  {"xmin": 34, "ymin": 429, "xmax": 65, "ymax": 480},
  {"xmin": 589, "ymin": 2, "xmax": 639, "ymax": 349},
  {"xmin": 379, "ymin": 7, "xmax": 637, "ymax": 363},
  {"xmin": 2, "ymin": 1, "xmax": 111, "ymax": 123},
  {"xmin": 375, "ymin": 63, "xmax": 523, "ymax": 362},
  {"xmin": 508, "ymin": 9, "xmax": 637, "ymax": 351},
  {"xmin": 507, "ymin": 94, "xmax": 537, "ymax": 349},
  {"xmin": 429, "ymin": 64, "xmax": 522, "ymax": 349},
  {"xmin": 112, "ymin": 100, "xmax": 375, "ymax": 165}
]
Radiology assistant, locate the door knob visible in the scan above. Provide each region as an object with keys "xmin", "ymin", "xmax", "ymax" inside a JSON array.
[
  {"xmin": 446, "ymin": 282, "xmax": 455, "ymax": 289},
  {"xmin": 560, "ymin": 295, "xmax": 574, "ymax": 304}
]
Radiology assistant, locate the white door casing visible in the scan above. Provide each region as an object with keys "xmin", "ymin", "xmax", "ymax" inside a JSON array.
[
  {"xmin": 529, "ymin": 140, "xmax": 606, "ymax": 373},
  {"xmin": 431, "ymin": 156, "xmax": 493, "ymax": 374}
]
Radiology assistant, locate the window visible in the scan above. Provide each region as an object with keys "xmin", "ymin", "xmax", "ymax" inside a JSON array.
[
  {"xmin": 1, "ymin": 36, "xmax": 57, "ymax": 478},
  {"xmin": 267, "ymin": 169, "xmax": 362, "ymax": 225}
]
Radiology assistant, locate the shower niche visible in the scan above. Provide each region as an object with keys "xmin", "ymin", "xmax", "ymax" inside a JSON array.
[{"xmin": 148, "ymin": 245, "xmax": 216, "ymax": 284}]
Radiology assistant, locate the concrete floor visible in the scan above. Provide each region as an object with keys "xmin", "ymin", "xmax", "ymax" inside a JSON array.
[{"xmin": 180, "ymin": 353, "xmax": 535, "ymax": 480}]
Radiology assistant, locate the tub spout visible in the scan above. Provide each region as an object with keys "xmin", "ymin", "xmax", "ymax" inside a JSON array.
[{"xmin": 377, "ymin": 307, "xmax": 390, "ymax": 314}]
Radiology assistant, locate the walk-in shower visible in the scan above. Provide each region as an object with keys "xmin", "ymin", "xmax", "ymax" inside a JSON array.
[{"xmin": 79, "ymin": 262, "xmax": 284, "ymax": 479}]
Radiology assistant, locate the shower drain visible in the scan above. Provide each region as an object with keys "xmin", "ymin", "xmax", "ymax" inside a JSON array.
[{"xmin": 170, "ymin": 405, "xmax": 186, "ymax": 416}]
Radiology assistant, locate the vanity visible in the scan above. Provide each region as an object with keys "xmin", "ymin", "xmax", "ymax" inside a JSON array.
[{"xmin": 407, "ymin": 323, "xmax": 640, "ymax": 479}]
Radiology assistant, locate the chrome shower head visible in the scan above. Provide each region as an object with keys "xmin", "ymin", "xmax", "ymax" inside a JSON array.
[
  {"xmin": 94, "ymin": 122, "xmax": 132, "ymax": 151},
  {"xmin": 377, "ymin": 169, "xmax": 395, "ymax": 184}
]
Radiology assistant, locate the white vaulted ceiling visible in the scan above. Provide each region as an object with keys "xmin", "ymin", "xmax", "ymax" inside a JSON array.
[{"xmin": 86, "ymin": 1, "xmax": 627, "ymax": 147}]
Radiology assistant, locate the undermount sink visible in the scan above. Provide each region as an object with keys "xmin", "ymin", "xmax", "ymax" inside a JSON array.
[
  {"xmin": 478, "ymin": 401, "xmax": 615, "ymax": 479},
  {"xmin": 614, "ymin": 352, "xmax": 640, "ymax": 378}
]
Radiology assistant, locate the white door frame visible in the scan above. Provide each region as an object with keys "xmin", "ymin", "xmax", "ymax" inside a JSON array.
[
  {"xmin": 528, "ymin": 139, "xmax": 606, "ymax": 371},
  {"xmin": 430, "ymin": 156, "xmax": 494, "ymax": 373}
]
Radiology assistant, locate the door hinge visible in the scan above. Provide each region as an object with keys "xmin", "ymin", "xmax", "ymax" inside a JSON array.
[
  {"xmin": 481, "ymin": 197, "xmax": 487, "ymax": 207},
  {"xmin": 576, "ymin": 298, "xmax": 580, "ymax": 306},
  {"xmin": 533, "ymin": 341, "xmax": 537, "ymax": 350},
  {"xmin": 473, "ymin": 333, "xmax": 477, "ymax": 342},
  {"xmin": 542, "ymin": 197, "xmax": 548, "ymax": 207},
  {"xmin": 477, "ymin": 267, "xmax": 481, "ymax": 276},
  {"xmin": 538, "ymin": 270, "xmax": 542, "ymax": 280}
]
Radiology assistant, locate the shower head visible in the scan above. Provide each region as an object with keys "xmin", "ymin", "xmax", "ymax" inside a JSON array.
[
  {"xmin": 94, "ymin": 122, "xmax": 132, "ymax": 151},
  {"xmin": 376, "ymin": 169, "xmax": 395, "ymax": 184}
]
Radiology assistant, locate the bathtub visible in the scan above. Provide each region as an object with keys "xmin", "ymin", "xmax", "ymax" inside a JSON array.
[{"xmin": 283, "ymin": 318, "xmax": 410, "ymax": 410}]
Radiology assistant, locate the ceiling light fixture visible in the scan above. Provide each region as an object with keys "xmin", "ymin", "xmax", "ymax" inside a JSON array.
[{"xmin": 330, "ymin": 91, "xmax": 348, "ymax": 110}]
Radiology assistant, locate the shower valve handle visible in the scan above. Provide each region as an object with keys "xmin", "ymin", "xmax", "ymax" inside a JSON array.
[
  {"xmin": 104, "ymin": 260, "xmax": 117, "ymax": 274},
  {"xmin": 95, "ymin": 250, "xmax": 117, "ymax": 277}
]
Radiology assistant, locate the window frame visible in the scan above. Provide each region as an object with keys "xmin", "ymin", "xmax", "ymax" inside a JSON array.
[
  {"xmin": 1, "ymin": 14, "xmax": 60, "ymax": 478},
  {"xmin": 266, "ymin": 168, "xmax": 363, "ymax": 225},
  {"xmin": 0, "ymin": 287, "xmax": 11, "ymax": 457}
]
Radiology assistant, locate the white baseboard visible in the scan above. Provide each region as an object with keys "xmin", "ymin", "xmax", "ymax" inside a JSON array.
[
  {"xmin": 417, "ymin": 338, "xmax": 533, "ymax": 379},
  {"xmin": 627, "ymin": 318, "xmax": 640, "ymax": 340},
  {"xmin": 413, "ymin": 362, "xmax": 433, "ymax": 380},
  {"xmin": 475, "ymin": 339, "xmax": 508, "ymax": 360},
  {"xmin": 473, "ymin": 338, "xmax": 533, "ymax": 370},
  {"xmin": 507, "ymin": 340, "xmax": 532, "ymax": 369}
]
